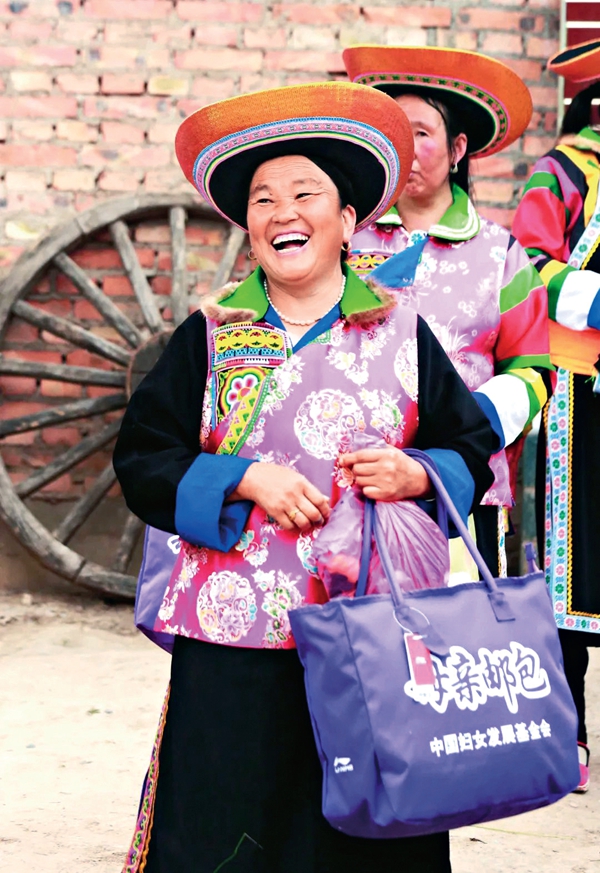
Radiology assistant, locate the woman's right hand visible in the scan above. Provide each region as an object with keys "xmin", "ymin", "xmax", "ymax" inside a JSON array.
[{"xmin": 232, "ymin": 462, "xmax": 331, "ymax": 532}]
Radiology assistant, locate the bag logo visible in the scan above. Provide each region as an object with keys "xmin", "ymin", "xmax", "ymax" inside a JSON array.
[
  {"xmin": 334, "ymin": 757, "xmax": 354, "ymax": 774},
  {"xmin": 167, "ymin": 535, "xmax": 181, "ymax": 555},
  {"xmin": 404, "ymin": 641, "xmax": 551, "ymax": 714}
]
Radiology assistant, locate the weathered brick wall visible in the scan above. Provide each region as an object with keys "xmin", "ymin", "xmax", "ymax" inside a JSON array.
[{"xmin": 0, "ymin": 0, "xmax": 560, "ymax": 275}]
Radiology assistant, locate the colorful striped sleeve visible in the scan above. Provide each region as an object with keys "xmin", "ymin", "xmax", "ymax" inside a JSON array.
[
  {"xmin": 473, "ymin": 236, "xmax": 552, "ymax": 447},
  {"xmin": 512, "ymin": 150, "xmax": 600, "ymax": 331}
]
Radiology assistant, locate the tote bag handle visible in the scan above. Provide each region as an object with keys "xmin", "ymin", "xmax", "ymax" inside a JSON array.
[{"xmin": 356, "ymin": 449, "xmax": 515, "ymax": 653}]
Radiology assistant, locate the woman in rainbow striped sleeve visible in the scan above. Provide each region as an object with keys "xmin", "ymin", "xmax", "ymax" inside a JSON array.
[
  {"xmin": 344, "ymin": 45, "xmax": 553, "ymax": 577},
  {"xmin": 512, "ymin": 38, "xmax": 600, "ymax": 794}
]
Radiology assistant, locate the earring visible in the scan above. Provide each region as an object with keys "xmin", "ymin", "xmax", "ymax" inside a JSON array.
[
  {"xmin": 248, "ymin": 249, "xmax": 257, "ymax": 260},
  {"xmin": 450, "ymin": 163, "xmax": 458, "ymax": 174},
  {"xmin": 341, "ymin": 241, "xmax": 351, "ymax": 252}
]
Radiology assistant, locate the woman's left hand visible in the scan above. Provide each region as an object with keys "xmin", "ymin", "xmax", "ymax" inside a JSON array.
[{"xmin": 339, "ymin": 448, "xmax": 431, "ymax": 501}]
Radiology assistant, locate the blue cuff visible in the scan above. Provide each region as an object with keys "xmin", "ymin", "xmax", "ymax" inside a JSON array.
[
  {"xmin": 422, "ymin": 448, "xmax": 475, "ymax": 530},
  {"xmin": 175, "ymin": 454, "xmax": 254, "ymax": 551},
  {"xmin": 587, "ymin": 288, "xmax": 600, "ymax": 330},
  {"xmin": 473, "ymin": 391, "xmax": 505, "ymax": 450}
]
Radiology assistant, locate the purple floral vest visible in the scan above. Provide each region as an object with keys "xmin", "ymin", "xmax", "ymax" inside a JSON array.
[
  {"xmin": 155, "ymin": 307, "xmax": 419, "ymax": 649},
  {"xmin": 351, "ymin": 221, "xmax": 512, "ymax": 506}
]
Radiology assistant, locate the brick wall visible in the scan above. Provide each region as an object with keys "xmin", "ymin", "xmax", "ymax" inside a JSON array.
[{"xmin": 0, "ymin": 0, "xmax": 561, "ymax": 276}]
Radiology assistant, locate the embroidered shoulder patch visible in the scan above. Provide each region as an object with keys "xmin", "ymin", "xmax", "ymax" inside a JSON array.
[{"xmin": 210, "ymin": 322, "xmax": 291, "ymax": 371}]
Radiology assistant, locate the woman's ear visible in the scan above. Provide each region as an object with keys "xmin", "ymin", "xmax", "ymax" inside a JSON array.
[
  {"xmin": 452, "ymin": 132, "xmax": 468, "ymax": 166},
  {"xmin": 341, "ymin": 203, "xmax": 357, "ymax": 241}
]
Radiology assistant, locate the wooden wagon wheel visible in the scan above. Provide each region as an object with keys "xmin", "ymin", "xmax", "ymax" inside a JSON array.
[{"xmin": 0, "ymin": 194, "xmax": 249, "ymax": 599}]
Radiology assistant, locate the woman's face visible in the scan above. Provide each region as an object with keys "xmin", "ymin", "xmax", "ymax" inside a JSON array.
[
  {"xmin": 394, "ymin": 94, "xmax": 467, "ymax": 202},
  {"xmin": 246, "ymin": 155, "xmax": 356, "ymax": 287}
]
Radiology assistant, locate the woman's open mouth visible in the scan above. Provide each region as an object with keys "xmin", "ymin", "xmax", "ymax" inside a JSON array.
[{"xmin": 271, "ymin": 232, "xmax": 310, "ymax": 254}]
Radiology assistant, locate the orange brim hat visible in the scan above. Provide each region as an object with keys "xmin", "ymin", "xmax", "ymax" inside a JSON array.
[
  {"xmin": 548, "ymin": 38, "xmax": 600, "ymax": 83},
  {"xmin": 175, "ymin": 82, "xmax": 413, "ymax": 231},
  {"xmin": 343, "ymin": 46, "xmax": 533, "ymax": 158}
]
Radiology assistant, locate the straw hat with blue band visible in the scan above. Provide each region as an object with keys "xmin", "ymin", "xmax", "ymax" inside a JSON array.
[
  {"xmin": 175, "ymin": 81, "xmax": 414, "ymax": 231},
  {"xmin": 343, "ymin": 45, "xmax": 532, "ymax": 158},
  {"xmin": 548, "ymin": 38, "xmax": 600, "ymax": 83}
]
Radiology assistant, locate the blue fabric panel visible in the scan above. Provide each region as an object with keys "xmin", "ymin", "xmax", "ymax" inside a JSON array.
[
  {"xmin": 472, "ymin": 391, "xmax": 506, "ymax": 450},
  {"xmin": 265, "ymin": 303, "xmax": 341, "ymax": 352},
  {"xmin": 175, "ymin": 453, "xmax": 254, "ymax": 551},
  {"xmin": 369, "ymin": 234, "xmax": 429, "ymax": 288},
  {"xmin": 587, "ymin": 287, "xmax": 600, "ymax": 330},
  {"xmin": 422, "ymin": 448, "xmax": 475, "ymax": 528}
]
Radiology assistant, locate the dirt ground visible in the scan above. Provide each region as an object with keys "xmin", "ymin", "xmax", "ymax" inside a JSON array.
[{"xmin": 1, "ymin": 591, "xmax": 599, "ymax": 873}]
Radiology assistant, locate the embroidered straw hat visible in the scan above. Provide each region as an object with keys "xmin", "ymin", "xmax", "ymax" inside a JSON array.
[
  {"xmin": 548, "ymin": 38, "xmax": 600, "ymax": 83},
  {"xmin": 343, "ymin": 46, "xmax": 533, "ymax": 158},
  {"xmin": 175, "ymin": 82, "xmax": 413, "ymax": 231}
]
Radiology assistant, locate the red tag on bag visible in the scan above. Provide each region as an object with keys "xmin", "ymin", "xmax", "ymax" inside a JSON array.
[{"xmin": 404, "ymin": 633, "xmax": 436, "ymax": 701}]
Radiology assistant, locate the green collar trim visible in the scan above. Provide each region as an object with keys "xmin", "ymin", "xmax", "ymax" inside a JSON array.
[
  {"xmin": 217, "ymin": 262, "xmax": 386, "ymax": 322},
  {"xmin": 573, "ymin": 126, "xmax": 600, "ymax": 148},
  {"xmin": 428, "ymin": 184, "xmax": 480, "ymax": 242}
]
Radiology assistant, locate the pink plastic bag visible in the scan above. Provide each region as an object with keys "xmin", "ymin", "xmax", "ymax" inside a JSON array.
[{"xmin": 313, "ymin": 436, "xmax": 449, "ymax": 598}]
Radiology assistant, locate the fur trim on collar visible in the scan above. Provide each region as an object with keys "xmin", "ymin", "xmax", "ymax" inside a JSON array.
[
  {"xmin": 200, "ymin": 276, "xmax": 398, "ymax": 327},
  {"xmin": 559, "ymin": 133, "xmax": 600, "ymax": 155}
]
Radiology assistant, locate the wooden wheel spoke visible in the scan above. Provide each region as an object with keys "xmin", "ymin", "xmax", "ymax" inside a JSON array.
[
  {"xmin": 111, "ymin": 512, "xmax": 144, "ymax": 573},
  {"xmin": 110, "ymin": 220, "xmax": 163, "ymax": 334},
  {"xmin": 169, "ymin": 206, "xmax": 188, "ymax": 327},
  {"xmin": 0, "ymin": 356, "xmax": 126, "ymax": 387},
  {"xmin": 12, "ymin": 300, "xmax": 131, "ymax": 366},
  {"xmin": 210, "ymin": 226, "xmax": 247, "ymax": 291},
  {"xmin": 52, "ymin": 462, "xmax": 117, "ymax": 545},
  {"xmin": 15, "ymin": 420, "xmax": 121, "ymax": 498},
  {"xmin": 53, "ymin": 252, "xmax": 144, "ymax": 349},
  {"xmin": 0, "ymin": 393, "xmax": 126, "ymax": 438}
]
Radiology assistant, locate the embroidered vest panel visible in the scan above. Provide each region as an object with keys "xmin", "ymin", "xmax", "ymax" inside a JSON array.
[
  {"xmin": 155, "ymin": 309, "xmax": 419, "ymax": 649},
  {"xmin": 352, "ymin": 221, "xmax": 511, "ymax": 506}
]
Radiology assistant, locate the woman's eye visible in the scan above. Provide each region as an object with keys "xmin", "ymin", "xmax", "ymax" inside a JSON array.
[
  {"xmin": 415, "ymin": 130, "xmax": 428, "ymax": 138},
  {"xmin": 296, "ymin": 192, "xmax": 313, "ymax": 200},
  {"xmin": 255, "ymin": 197, "xmax": 272, "ymax": 204}
]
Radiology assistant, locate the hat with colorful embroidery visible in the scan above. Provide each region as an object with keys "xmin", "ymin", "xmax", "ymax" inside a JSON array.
[
  {"xmin": 548, "ymin": 38, "xmax": 600, "ymax": 83},
  {"xmin": 175, "ymin": 82, "xmax": 413, "ymax": 231},
  {"xmin": 343, "ymin": 45, "xmax": 533, "ymax": 158}
]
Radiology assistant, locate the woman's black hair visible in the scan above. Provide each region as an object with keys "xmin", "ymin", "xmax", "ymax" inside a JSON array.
[
  {"xmin": 396, "ymin": 87, "xmax": 471, "ymax": 196},
  {"xmin": 560, "ymin": 80, "xmax": 600, "ymax": 136},
  {"xmin": 307, "ymin": 155, "xmax": 356, "ymax": 261}
]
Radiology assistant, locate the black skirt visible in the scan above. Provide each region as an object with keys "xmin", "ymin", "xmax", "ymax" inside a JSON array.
[
  {"xmin": 137, "ymin": 636, "xmax": 451, "ymax": 873},
  {"xmin": 536, "ymin": 372, "xmax": 600, "ymax": 647}
]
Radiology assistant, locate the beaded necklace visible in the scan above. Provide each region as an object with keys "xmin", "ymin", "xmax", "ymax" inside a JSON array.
[{"xmin": 263, "ymin": 275, "xmax": 346, "ymax": 326}]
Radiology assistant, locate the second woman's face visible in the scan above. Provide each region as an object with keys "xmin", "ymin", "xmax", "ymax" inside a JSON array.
[
  {"xmin": 246, "ymin": 155, "xmax": 356, "ymax": 287},
  {"xmin": 394, "ymin": 94, "xmax": 460, "ymax": 201}
]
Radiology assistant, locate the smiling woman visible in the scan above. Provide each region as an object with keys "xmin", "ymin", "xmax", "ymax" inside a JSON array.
[{"xmin": 113, "ymin": 82, "xmax": 498, "ymax": 873}]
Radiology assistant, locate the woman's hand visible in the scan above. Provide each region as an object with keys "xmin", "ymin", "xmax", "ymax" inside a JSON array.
[
  {"xmin": 232, "ymin": 462, "xmax": 331, "ymax": 532},
  {"xmin": 339, "ymin": 448, "xmax": 430, "ymax": 501}
]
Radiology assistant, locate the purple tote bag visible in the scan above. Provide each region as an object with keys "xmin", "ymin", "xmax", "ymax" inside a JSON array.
[
  {"xmin": 134, "ymin": 526, "xmax": 180, "ymax": 654},
  {"xmin": 288, "ymin": 450, "xmax": 580, "ymax": 838}
]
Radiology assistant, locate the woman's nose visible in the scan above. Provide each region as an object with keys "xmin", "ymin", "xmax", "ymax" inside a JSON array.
[{"xmin": 272, "ymin": 196, "xmax": 300, "ymax": 222}]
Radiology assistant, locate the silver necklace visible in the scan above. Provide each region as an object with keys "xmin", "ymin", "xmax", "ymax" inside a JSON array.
[{"xmin": 263, "ymin": 275, "xmax": 346, "ymax": 326}]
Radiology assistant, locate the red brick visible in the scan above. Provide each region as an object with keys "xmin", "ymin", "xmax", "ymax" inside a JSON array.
[
  {"xmin": 0, "ymin": 376, "xmax": 37, "ymax": 396},
  {"xmin": 186, "ymin": 225, "xmax": 227, "ymax": 246},
  {"xmin": 523, "ymin": 134, "xmax": 558, "ymax": 157},
  {"xmin": 457, "ymin": 8, "xmax": 543, "ymax": 32},
  {"xmin": 243, "ymin": 28, "xmax": 286, "ymax": 49},
  {"xmin": 271, "ymin": 4, "xmax": 357, "ymax": 24},
  {"xmin": 0, "ymin": 45, "xmax": 77, "ymax": 66},
  {"xmin": 135, "ymin": 248, "xmax": 156, "ymax": 268},
  {"xmin": 102, "ymin": 275, "xmax": 134, "ymax": 296},
  {"xmin": 189, "ymin": 77, "xmax": 237, "ymax": 100},
  {"xmin": 503, "ymin": 58, "xmax": 543, "ymax": 80},
  {"xmin": 176, "ymin": 1, "xmax": 263, "ymax": 23},
  {"xmin": 175, "ymin": 47, "xmax": 262, "ymax": 71},
  {"xmin": 97, "ymin": 170, "xmax": 141, "ymax": 192},
  {"xmin": 40, "ymin": 380, "xmax": 83, "ymax": 398},
  {"xmin": 3, "ymin": 350, "xmax": 62, "ymax": 365},
  {"xmin": 56, "ymin": 73, "xmax": 99, "ymax": 94},
  {"xmin": 526, "ymin": 36, "xmax": 559, "ymax": 59},
  {"xmin": 0, "ymin": 96, "xmax": 78, "ymax": 118},
  {"xmin": 55, "ymin": 21, "xmax": 101, "ymax": 42},
  {"xmin": 87, "ymin": 0, "xmax": 173, "ymax": 18},
  {"xmin": 473, "ymin": 179, "xmax": 515, "ymax": 202},
  {"xmin": 481, "ymin": 33, "xmax": 522, "ymax": 55},
  {"xmin": 9, "ymin": 71, "xmax": 53, "ymax": 92},
  {"xmin": 151, "ymin": 276, "xmax": 171, "ymax": 295},
  {"xmin": 157, "ymin": 251, "xmax": 172, "ymax": 271},
  {"xmin": 239, "ymin": 72, "xmax": 282, "ymax": 94},
  {"xmin": 527, "ymin": 87, "xmax": 558, "ymax": 109},
  {"xmin": 83, "ymin": 96, "xmax": 163, "ymax": 120},
  {"xmin": 0, "ymin": 401, "xmax": 47, "ymax": 421},
  {"xmin": 6, "ymin": 191, "xmax": 57, "ymax": 214},
  {"xmin": 96, "ymin": 45, "xmax": 169, "ymax": 69},
  {"xmin": 73, "ymin": 300, "xmax": 104, "ymax": 321},
  {"xmin": 147, "ymin": 122, "xmax": 179, "ymax": 144},
  {"xmin": 143, "ymin": 168, "xmax": 190, "ymax": 192},
  {"xmin": 151, "ymin": 22, "xmax": 192, "ymax": 45},
  {"xmin": 0, "ymin": 144, "xmax": 77, "ymax": 167},
  {"xmin": 65, "ymin": 349, "xmax": 115, "ymax": 369},
  {"xmin": 134, "ymin": 225, "xmax": 171, "ymax": 243},
  {"xmin": 362, "ymin": 5, "xmax": 451, "ymax": 26},
  {"xmin": 100, "ymin": 74, "xmax": 146, "ymax": 95},
  {"xmin": 5, "ymin": 171, "xmax": 47, "ymax": 192},
  {"xmin": 29, "ymin": 299, "xmax": 73, "ymax": 318},
  {"xmin": 53, "ymin": 168, "xmax": 97, "ymax": 192},
  {"xmin": 80, "ymin": 143, "xmax": 170, "ymax": 168},
  {"xmin": 544, "ymin": 112, "xmax": 558, "ymax": 133},
  {"xmin": 194, "ymin": 25, "xmax": 238, "ymax": 47},
  {"xmin": 40, "ymin": 474, "xmax": 73, "ymax": 495},
  {"xmin": 100, "ymin": 121, "xmax": 145, "ymax": 145},
  {"xmin": 2, "ymin": 431, "xmax": 36, "ymax": 446},
  {"xmin": 478, "ymin": 206, "xmax": 516, "ymax": 229},
  {"xmin": 71, "ymin": 248, "xmax": 123, "ymax": 269},
  {"xmin": 11, "ymin": 120, "xmax": 54, "ymax": 142},
  {"xmin": 472, "ymin": 155, "xmax": 516, "ymax": 177},
  {"xmin": 56, "ymin": 120, "xmax": 98, "ymax": 142},
  {"xmin": 147, "ymin": 75, "xmax": 189, "ymax": 96},
  {"xmin": 3, "ymin": 318, "xmax": 38, "ymax": 345},
  {"xmin": 264, "ymin": 51, "xmax": 343, "ymax": 73},
  {"xmin": 41, "ymin": 427, "xmax": 81, "ymax": 446},
  {"xmin": 8, "ymin": 20, "xmax": 54, "ymax": 41}
]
